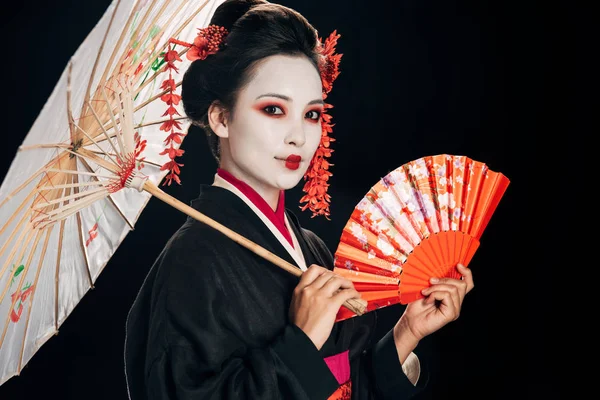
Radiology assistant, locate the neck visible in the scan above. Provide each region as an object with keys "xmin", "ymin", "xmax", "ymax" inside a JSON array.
[{"xmin": 218, "ymin": 160, "xmax": 280, "ymax": 212}]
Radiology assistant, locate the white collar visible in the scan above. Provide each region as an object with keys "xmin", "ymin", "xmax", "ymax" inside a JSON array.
[{"xmin": 212, "ymin": 173, "xmax": 307, "ymax": 271}]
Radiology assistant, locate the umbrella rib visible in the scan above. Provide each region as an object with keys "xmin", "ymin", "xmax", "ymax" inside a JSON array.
[
  {"xmin": 134, "ymin": 158, "xmax": 162, "ymax": 168},
  {"xmin": 0, "ymin": 152, "xmax": 70, "ymax": 209},
  {"xmin": 61, "ymin": 148, "xmax": 118, "ymax": 175},
  {"xmin": 0, "ymin": 187, "xmax": 38, "ymax": 239},
  {"xmin": 168, "ymin": 0, "xmax": 213, "ymax": 42},
  {"xmin": 72, "ymin": 168, "xmax": 95, "ymax": 289},
  {"xmin": 32, "ymin": 190, "xmax": 109, "ymax": 227},
  {"xmin": 33, "ymin": 186, "xmax": 109, "ymax": 209},
  {"xmin": 38, "ymin": 181, "xmax": 106, "ymax": 191},
  {"xmin": 83, "ymin": 130, "xmax": 118, "ymax": 146},
  {"xmin": 133, "ymin": 0, "xmax": 212, "ymax": 93},
  {"xmin": 79, "ymin": 0, "xmax": 124, "ymax": 121},
  {"xmin": 101, "ymin": 86, "xmax": 127, "ymax": 158},
  {"xmin": 110, "ymin": 0, "xmax": 162, "ymax": 81},
  {"xmin": 0, "ymin": 227, "xmax": 37, "ymax": 351},
  {"xmin": 53, "ymin": 182, "xmax": 72, "ymax": 333},
  {"xmin": 45, "ymin": 168, "xmax": 115, "ymax": 180},
  {"xmin": 126, "ymin": 0, "xmax": 194, "ymax": 81},
  {"xmin": 95, "ymin": 0, "xmax": 142, "ymax": 98},
  {"xmin": 135, "ymin": 116, "xmax": 187, "ymax": 129},
  {"xmin": 79, "ymin": 158, "xmax": 135, "ymax": 230},
  {"xmin": 0, "ymin": 213, "xmax": 33, "ymax": 283},
  {"xmin": 18, "ymin": 226, "xmax": 53, "ymax": 373},
  {"xmin": 86, "ymin": 149, "xmax": 158, "ymax": 168},
  {"xmin": 72, "ymin": 121, "xmax": 119, "ymax": 166},
  {"xmin": 55, "ymin": 219, "xmax": 66, "ymax": 333},
  {"xmin": 114, "ymin": 80, "xmax": 135, "ymax": 154},
  {"xmin": 67, "ymin": 62, "xmax": 77, "ymax": 144},
  {"xmin": 18, "ymin": 143, "xmax": 71, "ymax": 152},
  {"xmin": 122, "ymin": 0, "xmax": 173, "ymax": 78},
  {"xmin": 86, "ymin": 100, "xmax": 124, "ymax": 162}
]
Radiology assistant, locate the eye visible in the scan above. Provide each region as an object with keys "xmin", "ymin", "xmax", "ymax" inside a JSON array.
[
  {"xmin": 264, "ymin": 105, "xmax": 284, "ymax": 115},
  {"xmin": 306, "ymin": 110, "xmax": 321, "ymax": 121}
]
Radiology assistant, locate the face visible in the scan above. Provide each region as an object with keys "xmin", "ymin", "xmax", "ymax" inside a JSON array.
[{"xmin": 214, "ymin": 54, "xmax": 324, "ymax": 200}]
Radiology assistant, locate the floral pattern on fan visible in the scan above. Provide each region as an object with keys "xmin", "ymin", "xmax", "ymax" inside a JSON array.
[{"xmin": 334, "ymin": 154, "xmax": 510, "ymax": 321}]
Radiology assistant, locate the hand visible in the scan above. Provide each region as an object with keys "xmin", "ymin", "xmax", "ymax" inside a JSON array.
[
  {"xmin": 394, "ymin": 263, "xmax": 474, "ymax": 351},
  {"xmin": 289, "ymin": 264, "xmax": 361, "ymax": 350}
]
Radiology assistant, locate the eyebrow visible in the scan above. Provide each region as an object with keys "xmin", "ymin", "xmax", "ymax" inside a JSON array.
[{"xmin": 255, "ymin": 93, "xmax": 324, "ymax": 106}]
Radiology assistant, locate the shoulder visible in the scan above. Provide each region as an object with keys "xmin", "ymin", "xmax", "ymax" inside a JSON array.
[{"xmin": 149, "ymin": 218, "xmax": 240, "ymax": 296}]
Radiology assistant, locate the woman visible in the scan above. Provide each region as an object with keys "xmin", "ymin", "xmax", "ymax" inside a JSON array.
[{"xmin": 124, "ymin": 1, "xmax": 474, "ymax": 399}]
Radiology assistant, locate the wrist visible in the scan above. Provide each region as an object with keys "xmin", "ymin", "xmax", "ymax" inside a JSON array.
[{"xmin": 393, "ymin": 318, "xmax": 420, "ymax": 365}]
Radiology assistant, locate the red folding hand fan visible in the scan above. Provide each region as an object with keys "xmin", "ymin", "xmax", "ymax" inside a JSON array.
[{"xmin": 334, "ymin": 154, "xmax": 510, "ymax": 322}]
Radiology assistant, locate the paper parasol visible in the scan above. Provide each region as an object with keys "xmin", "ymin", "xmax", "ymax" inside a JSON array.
[
  {"xmin": 333, "ymin": 154, "xmax": 510, "ymax": 322},
  {"xmin": 0, "ymin": 0, "xmax": 364, "ymax": 386}
]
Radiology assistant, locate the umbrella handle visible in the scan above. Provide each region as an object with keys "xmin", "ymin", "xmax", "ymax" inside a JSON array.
[{"xmin": 143, "ymin": 181, "xmax": 368, "ymax": 317}]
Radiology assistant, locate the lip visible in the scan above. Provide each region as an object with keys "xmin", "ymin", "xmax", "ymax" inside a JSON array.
[
  {"xmin": 276, "ymin": 155, "xmax": 302, "ymax": 171},
  {"xmin": 285, "ymin": 154, "xmax": 302, "ymax": 163}
]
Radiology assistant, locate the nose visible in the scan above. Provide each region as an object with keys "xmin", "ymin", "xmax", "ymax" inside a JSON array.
[{"xmin": 284, "ymin": 119, "xmax": 307, "ymax": 147}]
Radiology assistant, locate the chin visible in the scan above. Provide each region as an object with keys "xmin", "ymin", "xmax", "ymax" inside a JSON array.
[{"xmin": 276, "ymin": 173, "xmax": 304, "ymax": 190}]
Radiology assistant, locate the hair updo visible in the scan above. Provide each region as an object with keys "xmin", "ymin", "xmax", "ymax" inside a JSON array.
[{"xmin": 181, "ymin": 0, "xmax": 322, "ymax": 162}]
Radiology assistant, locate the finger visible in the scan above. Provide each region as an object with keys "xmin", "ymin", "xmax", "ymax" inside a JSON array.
[
  {"xmin": 424, "ymin": 289, "xmax": 459, "ymax": 319},
  {"xmin": 429, "ymin": 276, "xmax": 468, "ymax": 299},
  {"xmin": 310, "ymin": 271, "xmax": 337, "ymax": 290},
  {"xmin": 456, "ymin": 264, "xmax": 475, "ymax": 292},
  {"xmin": 332, "ymin": 288, "xmax": 361, "ymax": 308},
  {"xmin": 322, "ymin": 274, "xmax": 355, "ymax": 296},
  {"xmin": 297, "ymin": 264, "xmax": 328, "ymax": 288},
  {"xmin": 422, "ymin": 286, "xmax": 460, "ymax": 314}
]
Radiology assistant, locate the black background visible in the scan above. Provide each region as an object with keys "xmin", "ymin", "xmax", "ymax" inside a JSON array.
[{"xmin": 0, "ymin": 0, "xmax": 557, "ymax": 399}]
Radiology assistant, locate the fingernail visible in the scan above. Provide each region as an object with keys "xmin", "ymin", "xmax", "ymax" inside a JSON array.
[
  {"xmin": 430, "ymin": 277, "xmax": 439, "ymax": 283},
  {"xmin": 457, "ymin": 263, "xmax": 465, "ymax": 268}
]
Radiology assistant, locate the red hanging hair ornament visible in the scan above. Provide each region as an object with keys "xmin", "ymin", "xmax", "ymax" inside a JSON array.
[
  {"xmin": 159, "ymin": 25, "xmax": 229, "ymax": 185},
  {"xmin": 299, "ymin": 30, "xmax": 342, "ymax": 220}
]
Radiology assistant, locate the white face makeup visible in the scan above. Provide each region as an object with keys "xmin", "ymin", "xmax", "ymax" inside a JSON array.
[{"xmin": 215, "ymin": 54, "xmax": 324, "ymax": 208}]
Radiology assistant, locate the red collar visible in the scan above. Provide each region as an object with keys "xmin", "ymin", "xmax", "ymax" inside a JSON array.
[{"xmin": 217, "ymin": 168, "xmax": 293, "ymax": 248}]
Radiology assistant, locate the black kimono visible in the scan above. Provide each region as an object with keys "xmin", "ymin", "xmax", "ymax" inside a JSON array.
[{"xmin": 124, "ymin": 183, "xmax": 428, "ymax": 400}]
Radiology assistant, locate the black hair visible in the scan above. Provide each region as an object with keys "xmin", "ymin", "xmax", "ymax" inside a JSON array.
[{"xmin": 181, "ymin": 0, "xmax": 321, "ymax": 162}]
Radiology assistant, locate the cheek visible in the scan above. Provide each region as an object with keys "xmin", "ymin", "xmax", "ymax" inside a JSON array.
[{"xmin": 308, "ymin": 124, "xmax": 323, "ymax": 151}]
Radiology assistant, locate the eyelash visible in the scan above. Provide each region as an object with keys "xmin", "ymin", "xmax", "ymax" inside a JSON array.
[{"xmin": 263, "ymin": 106, "xmax": 322, "ymax": 122}]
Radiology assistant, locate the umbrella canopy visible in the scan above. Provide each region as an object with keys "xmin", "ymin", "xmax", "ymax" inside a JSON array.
[{"xmin": 0, "ymin": 0, "xmax": 224, "ymax": 385}]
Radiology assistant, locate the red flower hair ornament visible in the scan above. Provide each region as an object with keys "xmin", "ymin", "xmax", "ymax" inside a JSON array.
[{"xmin": 160, "ymin": 26, "xmax": 342, "ymax": 219}]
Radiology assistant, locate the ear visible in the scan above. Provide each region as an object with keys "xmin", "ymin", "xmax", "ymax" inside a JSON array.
[{"xmin": 207, "ymin": 101, "xmax": 230, "ymax": 139}]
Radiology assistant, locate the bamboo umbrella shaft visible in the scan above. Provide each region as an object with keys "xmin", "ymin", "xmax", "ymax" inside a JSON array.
[{"xmin": 143, "ymin": 181, "xmax": 367, "ymax": 316}]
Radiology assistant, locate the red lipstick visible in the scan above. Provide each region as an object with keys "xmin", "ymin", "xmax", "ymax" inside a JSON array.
[{"xmin": 284, "ymin": 154, "xmax": 301, "ymax": 170}]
